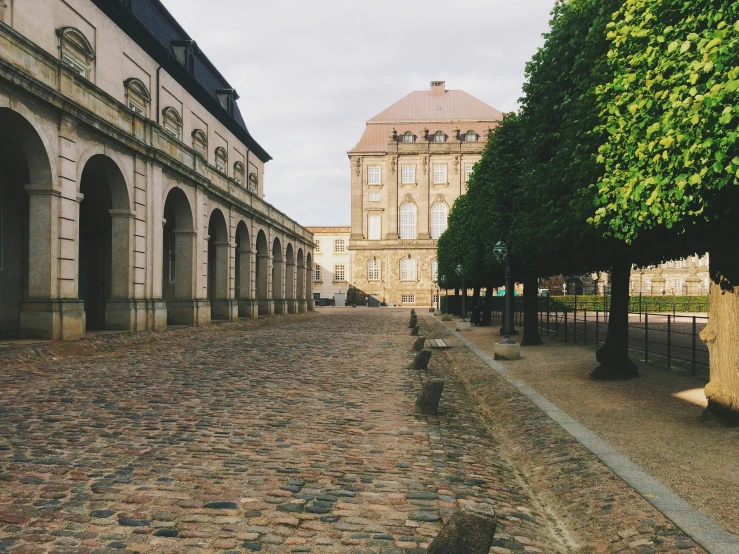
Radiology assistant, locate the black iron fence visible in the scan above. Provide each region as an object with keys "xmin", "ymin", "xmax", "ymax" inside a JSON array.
[{"xmin": 489, "ymin": 298, "xmax": 709, "ymax": 376}]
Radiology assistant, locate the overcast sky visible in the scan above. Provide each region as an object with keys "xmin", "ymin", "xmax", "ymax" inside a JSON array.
[{"xmin": 164, "ymin": 0, "xmax": 556, "ymax": 226}]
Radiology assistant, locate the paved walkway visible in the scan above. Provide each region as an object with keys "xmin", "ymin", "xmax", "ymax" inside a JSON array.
[{"xmin": 0, "ymin": 309, "xmax": 564, "ymax": 554}]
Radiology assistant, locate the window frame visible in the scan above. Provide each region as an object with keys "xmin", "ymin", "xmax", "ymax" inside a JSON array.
[
  {"xmin": 162, "ymin": 107, "xmax": 183, "ymax": 140},
  {"xmin": 215, "ymin": 147, "xmax": 228, "ymax": 174},
  {"xmin": 368, "ymin": 166, "xmax": 381, "ymax": 185},
  {"xmin": 401, "ymin": 294, "xmax": 416, "ymax": 304},
  {"xmin": 233, "ymin": 161, "xmax": 245, "ymax": 185},
  {"xmin": 433, "ymin": 164, "xmax": 447, "ymax": 185},
  {"xmin": 334, "ymin": 264, "xmax": 346, "ymax": 282},
  {"xmin": 465, "ymin": 130, "xmax": 478, "ymax": 142},
  {"xmin": 399, "ymin": 203, "xmax": 417, "ymax": 240},
  {"xmin": 314, "ymin": 239, "xmax": 321, "ymax": 253},
  {"xmin": 314, "ymin": 264, "xmax": 321, "ymax": 282},
  {"xmin": 57, "ymin": 27, "xmax": 95, "ymax": 79},
  {"xmin": 368, "ymin": 259, "xmax": 380, "ymax": 281},
  {"xmin": 401, "ymin": 164, "xmax": 415, "ymax": 184},
  {"xmin": 403, "ymin": 131, "xmax": 415, "ymax": 143},
  {"xmin": 400, "ymin": 258, "xmax": 417, "ymax": 281},
  {"xmin": 124, "ymin": 78, "xmax": 151, "ymax": 117},
  {"xmin": 434, "ymin": 131, "xmax": 445, "ymax": 143},
  {"xmin": 431, "ymin": 203, "xmax": 449, "ymax": 239},
  {"xmin": 191, "ymin": 129, "xmax": 208, "ymax": 157},
  {"xmin": 368, "ymin": 192, "xmax": 380, "ymax": 202},
  {"xmin": 368, "ymin": 214, "xmax": 381, "ymax": 240},
  {"xmin": 464, "ymin": 163, "xmax": 474, "ymax": 183},
  {"xmin": 334, "ymin": 239, "xmax": 346, "ymax": 253}
]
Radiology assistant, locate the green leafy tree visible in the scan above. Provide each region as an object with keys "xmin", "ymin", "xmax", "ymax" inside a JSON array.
[{"xmin": 592, "ymin": 0, "xmax": 739, "ymax": 419}]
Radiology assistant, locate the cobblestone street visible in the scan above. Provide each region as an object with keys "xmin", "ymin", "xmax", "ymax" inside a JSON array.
[{"xmin": 0, "ymin": 309, "xmax": 567, "ymax": 554}]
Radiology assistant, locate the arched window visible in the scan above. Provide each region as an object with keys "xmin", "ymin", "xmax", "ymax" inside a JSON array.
[
  {"xmin": 399, "ymin": 203, "xmax": 416, "ymax": 239},
  {"xmin": 400, "ymin": 257, "xmax": 417, "ymax": 281},
  {"xmin": 124, "ymin": 78, "xmax": 151, "ymax": 116},
  {"xmin": 434, "ymin": 131, "xmax": 445, "ymax": 143},
  {"xmin": 215, "ymin": 147, "xmax": 228, "ymax": 174},
  {"xmin": 57, "ymin": 27, "xmax": 95, "ymax": 78},
  {"xmin": 432, "ymin": 260, "xmax": 439, "ymax": 282},
  {"xmin": 191, "ymin": 129, "xmax": 208, "ymax": 157},
  {"xmin": 465, "ymin": 130, "xmax": 478, "ymax": 142},
  {"xmin": 234, "ymin": 162, "xmax": 245, "ymax": 185},
  {"xmin": 368, "ymin": 259, "xmax": 380, "ymax": 281},
  {"xmin": 431, "ymin": 203, "xmax": 449, "ymax": 239},
  {"xmin": 162, "ymin": 107, "xmax": 182, "ymax": 140},
  {"xmin": 403, "ymin": 131, "xmax": 415, "ymax": 144},
  {"xmin": 248, "ymin": 172, "xmax": 259, "ymax": 193}
]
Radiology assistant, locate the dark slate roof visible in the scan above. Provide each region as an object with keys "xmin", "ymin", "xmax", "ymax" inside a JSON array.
[{"xmin": 91, "ymin": 0, "xmax": 271, "ymax": 162}]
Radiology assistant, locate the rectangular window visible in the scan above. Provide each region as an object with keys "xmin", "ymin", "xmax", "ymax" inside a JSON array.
[
  {"xmin": 128, "ymin": 99, "xmax": 145, "ymax": 115},
  {"xmin": 402, "ymin": 165, "xmax": 415, "ymax": 184},
  {"xmin": 334, "ymin": 239, "xmax": 346, "ymax": 253},
  {"xmin": 369, "ymin": 192, "xmax": 380, "ymax": 202},
  {"xmin": 401, "ymin": 294, "xmax": 416, "ymax": 304},
  {"xmin": 433, "ymin": 164, "xmax": 447, "ymax": 184},
  {"xmin": 313, "ymin": 292, "xmax": 320, "ymax": 302},
  {"xmin": 315, "ymin": 239, "xmax": 321, "ymax": 253},
  {"xmin": 334, "ymin": 264, "xmax": 346, "ymax": 281},
  {"xmin": 432, "ymin": 260, "xmax": 438, "ymax": 282},
  {"xmin": 465, "ymin": 163, "xmax": 474, "ymax": 183},
  {"xmin": 675, "ymin": 260, "xmax": 683, "ymax": 269},
  {"xmin": 314, "ymin": 264, "xmax": 321, "ymax": 281},
  {"xmin": 368, "ymin": 166, "xmax": 381, "ymax": 185},
  {"xmin": 368, "ymin": 215, "xmax": 381, "ymax": 240},
  {"xmin": 673, "ymin": 278, "xmax": 682, "ymax": 290},
  {"xmin": 61, "ymin": 51, "xmax": 87, "ymax": 77}
]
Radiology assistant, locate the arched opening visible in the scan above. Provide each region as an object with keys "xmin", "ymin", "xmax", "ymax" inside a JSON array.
[
  {"xmin": 297, "ymin": 248, "xmax": 305, "ymax": 312},
  {"xmin": 255, "ymin": 230, "xmax": 270, "ymax": 315},
  {"xmin": 306, "ymin": 252, "xmax": 313, "ymax": 309},
  {"xmin": 285, "ymin": 244, "xmax": 296, "ymax": 313},
  {"xmin": 272, "ymin": 237, "xmax": 285, "ymax": 314},
  {"xmin": 207, "ymin": 208, "xmax": 233, "ymax": 320},
  {"xmin": 400, "ymin": 203, "xmax": 417, "ymax": 240},
  {"xmin": 162, "ymin": 187, "xmax": 195, "ymax": 324},
  {"xmin": 78, "ymin": 155, "xmax": 131, "ymax": 331},
  {"xmin": 235, "ymin": 221, "xmax": 254, "ymax": 317},
  {"xmin": 0, "ymin": 109, "xmax": 56, "ymax": 339}
]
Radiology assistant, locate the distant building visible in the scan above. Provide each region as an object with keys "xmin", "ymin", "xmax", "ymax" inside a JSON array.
[
  {"xmin": 307, "ymin": 227, "xmax": 353, "ymax": 304},
  {"xmin": 632, "ymin": 254, "xmax": 710, "ymax": 296},
  {"xmin": 348, "ymin": 81, "xmax": 503, "ymax": 306}
]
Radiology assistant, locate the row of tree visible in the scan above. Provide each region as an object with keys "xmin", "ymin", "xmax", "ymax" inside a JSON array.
[{"xmin": 437, "ymin": 0, "xmax": 739, "ymax": 423}]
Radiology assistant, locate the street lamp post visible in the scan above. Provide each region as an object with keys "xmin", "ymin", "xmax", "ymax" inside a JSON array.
[
  {"xmin": 493, "ymin": 241, "xmax": 520, "ymax": 359},
  {"xmin": 493, "ymin": 241, "xmax": 514, "ymax": 343},
  {"xmin": 455, "ymin": 264, "xmax": 466, "ymax": 321}
]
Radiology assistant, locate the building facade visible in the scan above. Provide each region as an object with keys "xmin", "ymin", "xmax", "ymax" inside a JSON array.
[
  {"xmin": 631, "ymin": 254, "xmax": 711, "ymax": 296},
  {"xmin": 347, "ymin": 81, "xmax": 502, "ymax": 306},
  {"xmin": 0, "ymin": 0, "xmax": 314, "ymax": 340},
  {"xmin": 306, "ymin": 226, "xmax": 353, "ymax": 303}
]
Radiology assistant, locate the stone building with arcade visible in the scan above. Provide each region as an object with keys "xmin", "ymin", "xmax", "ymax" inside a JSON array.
[{"xmin": 0, "ymin": 0, "xmax": 314, "ymax": 340}]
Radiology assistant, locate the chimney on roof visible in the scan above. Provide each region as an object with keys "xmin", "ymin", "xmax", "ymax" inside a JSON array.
[{"xmin": 430, "ymin": 81, "xmax": 446, "ymax": 95}]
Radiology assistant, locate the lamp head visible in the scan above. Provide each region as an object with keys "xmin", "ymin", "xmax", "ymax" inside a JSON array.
[
  {"xmin": 455, "ymin": 264, "xmax": 463, "ymax": 276},
  {"xmin": 493, "ymin": 240, "xmax": 508, "ymax": 263}
]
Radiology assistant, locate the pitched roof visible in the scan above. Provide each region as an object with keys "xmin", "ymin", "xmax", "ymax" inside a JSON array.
[
  {"xmin": 90, "ymin": 0, "xmax": 271, "ymax": 162},
  {"xmin": 349, "ymin": 82, "xmax": 503, "ymax": 154}
]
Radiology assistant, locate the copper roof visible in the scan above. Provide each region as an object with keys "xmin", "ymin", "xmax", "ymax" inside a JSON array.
[{"xmin": 349, "ymin": 82, "xmax": 503, "ymax": 154}]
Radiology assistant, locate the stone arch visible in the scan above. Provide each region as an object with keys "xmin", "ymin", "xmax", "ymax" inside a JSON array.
[
  {"xmin": 0, "ymin": 108, "xmax": 54, "ymax": 338},
  {"xmin": 255, "ymin": 229, "xmax": 270, "ymax": 315},
  {"xmin": 285, "ymin": 243, "xmax": 296, "ymax": 313},
  {"xmin": 78, "ymin": 154, "xmax": 132, "ymax": 331},
  {"xmin": 297, "ymin": 248, "xmax": 305, "ymax": 311},
  {"xmin": 162, "ymin": 187, "xmax": 196, "ymax": 324},
  {"xmin": 207, "ymin": 207, "xmax": 233, "ymax": 320},
  {"xmin": 272, "ymin": 237, "xmax": 285, "ymax": 314},
  {"xmin": 235, "ymin": 220, "xmax": 253, "ymax": 317}
]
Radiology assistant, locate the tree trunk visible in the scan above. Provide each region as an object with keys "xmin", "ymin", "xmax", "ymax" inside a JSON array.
[
  {"xmin": 521, "ymin": 274, "xmax": 543, "ymax": 346},
  {"xmin": 454, "ymin": 288, "xmax": 460, "ymax": 317},
  {"xmin": 591, "ymin": 257, "xmax": 639, "ymax": 380},
  {"xmin": 700, "ymin": 250, "xmax": 739, "ymax": 425},
  {"xmin": 472, "ymin": 287, "xmax": 481, "ymax": 326},
  {"xmin": 482, "ymin": 283, "xmax": 494, "ymax": 326}
]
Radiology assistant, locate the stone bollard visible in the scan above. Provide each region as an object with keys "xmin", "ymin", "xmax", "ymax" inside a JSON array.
[
  {"xmin": 408, "ymin": 316, "xmax": 418, "ymax": 328},
  {"xmin": 408, "ymin": 349, "xmax": 432, "ymax": 370},
  {"xmin": 441, "ymin": 314, "xmax": 453, "ymax": 322},
  {"xmin": 410, "ymin": 325, "xmax": 420, "ymax": 336},
  {"xmin": 415, "ymin": 379, "xmax": 444, "ymax": 415},
  {"xmin": 411, "ymin": 309, "xmax": 416, "ymax": 316},
  {"xmin": 427, "ymin": 503, "xmax": 497, "ymax": 554},
  {"xmin": 412, "ymin": 337, "xmax": 426, "ymax": 352}
]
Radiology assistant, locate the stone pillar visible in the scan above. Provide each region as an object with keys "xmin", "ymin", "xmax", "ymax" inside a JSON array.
[
  {"xmin": 418, "ymin": 156, "xmax": 430, "ymax": 239},
  {"xmin": 273, "ymin": 258, "xmax": 287, "ymax": 315},
  {"xmin": 386, "ymin": 155, "xmax": 399, "ymax": 239},
  {"xmin": 20, "ymin": 186, "xmax": 86, "ymax": 340},
  {"xmin": 167, "ymin": 230, "xmax": 209, "ymax": 325},
  {"xmin": 286, "ymin": 260, "xmax": 297, "ymax": 314},
  {"xmin": 350, "ymin": 156, "xmax": 363, "ymax": 240},
  {"xmin": 211, "ymin": 240, "xmax": 238, "ymax": 320},
  {"xmin": 237, "ymin": 246, "xmax": 256, "ymax": 317},
  {"xmin": 258, "ymin": 252, "xmax": 273, "ymax": 316},
  {"xmin": 105, "ymin": 210, "xmax": 136, "ymax": 331}
]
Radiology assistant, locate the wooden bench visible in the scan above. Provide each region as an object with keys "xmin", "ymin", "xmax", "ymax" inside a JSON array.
[{"xmin": 427, "ymin": 338, "xmax": 449, "ymax": 349}]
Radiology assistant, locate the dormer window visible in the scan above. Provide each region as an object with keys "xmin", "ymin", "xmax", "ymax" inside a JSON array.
[
  {"xmin": 192, "ymin": 129, "xmax": 208, "ymax": 157},
  {"xmin": 162, "ymin": 107, "xmax": 182, "ymax": 140},
  {"xmin": 172, "ymin": 40, "xmax": 196, "ymax": 73},
  {"xmin": 124, "ymin": 78, "xmax": 151, "ymax": 116},
  {"xmin": 234, "ymin": 162, "xmax": 245, "ymax": 185},
  {"xmin": 465, "ymin": 130, "xmax": 478, "ymax": 142},
  {"xmin": 403, "ymin": 131, "xmax": 415, "ymax": 144},
  {"xmin": 215, "ymin": 147, "xmax": 228, "ymax": 174},
  {"xmin": 57, "ymin": 27, "xmax": 95, "ymax": 78},
  {"xmin": 434, "ymin": 131, "xmax": 445, "ymax": 143},
  {"xmin": 216, "ymin": 89, "xmax": 239, "ymax": 116}
]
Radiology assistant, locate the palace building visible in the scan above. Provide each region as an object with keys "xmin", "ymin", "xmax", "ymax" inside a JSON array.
[
  {"xmin": 347, "ymin": 81, "xmax": 503, "ymax": 306},
  {"xmin": 0, "ymin": 0, "xmax": 314, "ymax": 340}
]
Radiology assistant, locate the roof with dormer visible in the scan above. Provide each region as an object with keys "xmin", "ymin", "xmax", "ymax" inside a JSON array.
[
  {"xmin": 349, "ymin": 82, "xmax": 503, "ymax": 154},
  {"xmin": 91, "ymin": 0, "xmax": 271, "ymax": 162}
]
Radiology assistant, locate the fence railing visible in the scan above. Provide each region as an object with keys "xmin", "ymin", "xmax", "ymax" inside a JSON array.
[{"xmin": 490, "ymin": 303, "xmax": 709, "ymax": 377}]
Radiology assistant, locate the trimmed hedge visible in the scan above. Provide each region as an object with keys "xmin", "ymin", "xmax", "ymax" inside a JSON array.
[{"xmin": 537, "ymin": 295, "xmax": 708, "ymax": 313}]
